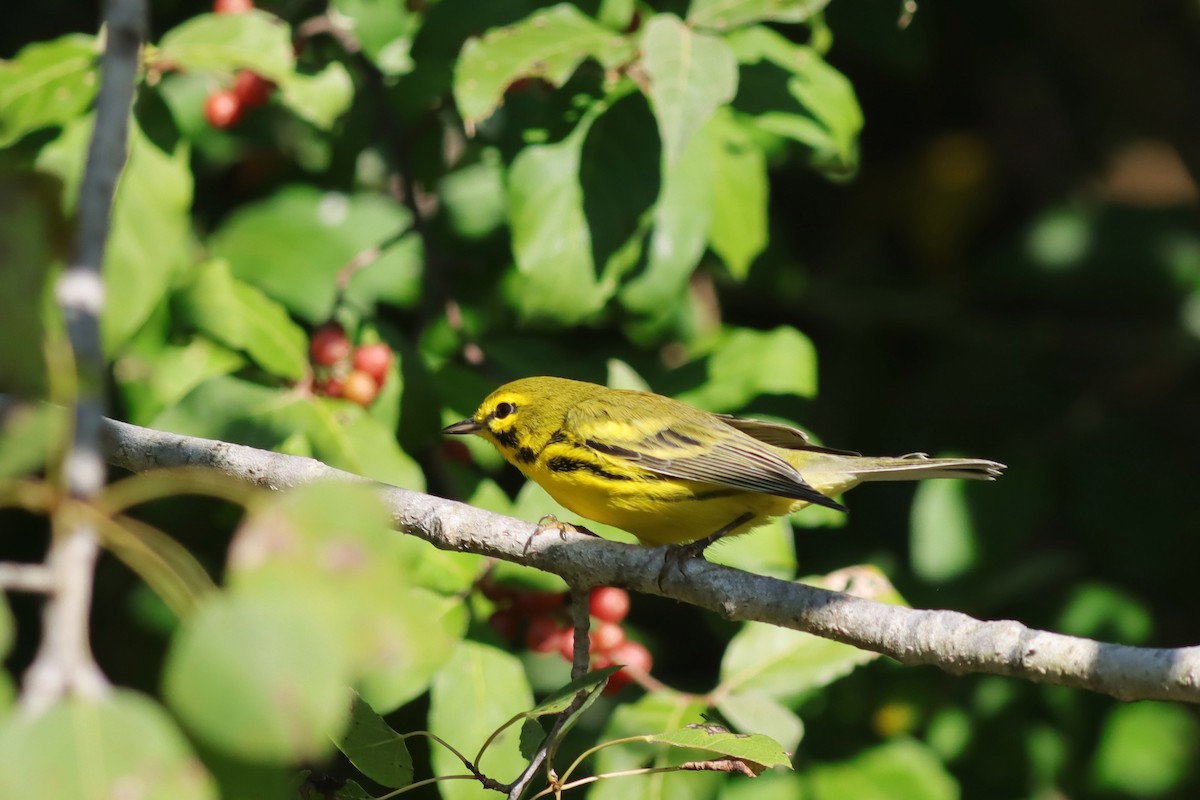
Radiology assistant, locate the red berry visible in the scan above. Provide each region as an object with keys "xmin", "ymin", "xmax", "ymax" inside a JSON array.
[
  {"xmin": 590, "ymin": 621, "xmax": 626, "ymax": 654},
  {"xmin": 480, "ymin": 577, "xmax": 516, "ymax": 603},
  {"xmin": 525, "ymin": 616, "xmax": 563, "ymax": 654},
  {"xmin": 610, "ymin": 640, "xmax": 652, "ymax": 674},
  {"xmin": 214, "ymin": 0, "xmax": 254, "ymax": 12},
  {"xmin": 603, "ymin": 668, "xmax": 634, "ymax": 695},
  {"xmin": 488, "ymin": 609, "xmax": 519, "ymax": 642},
  {"xmin": 589, "ymin": 587, "xmax": 630, "ymax": 624},
  {"xmin": 203, "ymin": 90, "xmax": 244, "ymax": 129},
  {"xmin": 310, "ymin": 325, "xmax": 351, "ymax": 366},
  {"xmin": 513, "ymin": 591, "xmax": 565, "ymax": 616},
  {"xmin": 342, "ymin": 370, "xmax": 379, "ymax": 407},
  {"xmin": 321, "ymin": 376, "xmax": 344, "ymax": 398},
  {"xmin": 352, "ymin": 343, "xmax": 392, "ymax": 385},
  {"xmin": 232, "ymin": 70, "xmax": 274, "ymax": 108}
]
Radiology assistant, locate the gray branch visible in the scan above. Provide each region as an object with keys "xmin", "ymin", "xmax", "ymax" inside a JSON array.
[
  {"xmin": 21, "ymin": 0, "xmax": 147, "ymax": 715},
  {"xmin": 100, "ymin": 417, "xmax": 1200, "ymax": 705}
]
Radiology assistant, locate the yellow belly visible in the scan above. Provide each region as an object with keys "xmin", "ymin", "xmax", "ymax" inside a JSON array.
[{"xmin": 525, "ymin": 462, "xmax": 800, "ymax": 546}]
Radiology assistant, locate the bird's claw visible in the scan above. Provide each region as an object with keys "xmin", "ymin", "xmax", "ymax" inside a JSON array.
[
  {"xmin": 524, "ymin": 514, "xmax": 598, "ymax": 555},
  {"xmin": 656, "ymin": 539, "xmax": 711, "ymax": 591}
]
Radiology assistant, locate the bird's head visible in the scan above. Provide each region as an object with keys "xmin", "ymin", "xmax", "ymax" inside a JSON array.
[{"xmin": 442, "ymin": 376, "xmax": 594, "ymax": 458}]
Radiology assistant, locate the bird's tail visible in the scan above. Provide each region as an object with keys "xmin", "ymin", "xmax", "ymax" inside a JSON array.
[{"xmin": 793, "ymin": 452, "xmax": 1005, "ymax": 498}]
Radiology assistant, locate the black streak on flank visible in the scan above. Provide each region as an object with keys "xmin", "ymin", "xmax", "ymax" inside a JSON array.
[{"xmin": 547, "ymin": 456, "xmax": 633, "ymax": 482}]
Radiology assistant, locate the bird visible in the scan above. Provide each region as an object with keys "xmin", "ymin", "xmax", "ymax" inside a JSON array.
[{"xmin": 443, "ymin": 376, "xmax": 1003, "ymax": 563}]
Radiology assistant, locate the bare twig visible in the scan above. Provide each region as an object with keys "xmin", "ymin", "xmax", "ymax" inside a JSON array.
[
  {"xmin": 20, "ymin": 0, "xmax": 147, "ymax": 715},
  {"xmin": 0, "ymin": 563, "xmax": 55, "ymax": 593},
  {"xmin": 99, "ymin": 417, "xmax": 1200, "ymax": 704}
]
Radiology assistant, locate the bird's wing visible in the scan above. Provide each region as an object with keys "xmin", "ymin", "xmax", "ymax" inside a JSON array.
[
  {"xmin": 714, "ymin": 414, "xmax": 861, "ymax": 456},
  {"xmin": 568, "ymin": 397, "xmax": 846, "ymax": 511}
]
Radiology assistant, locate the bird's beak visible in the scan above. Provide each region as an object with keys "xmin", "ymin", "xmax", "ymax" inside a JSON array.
[{"xmin": 442, "ymin": 418, "xmax": 483, "ymax": 435}]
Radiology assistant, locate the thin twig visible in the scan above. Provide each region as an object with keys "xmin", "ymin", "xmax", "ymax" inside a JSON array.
[
  {"xmin": 20, "ymin": 0, "xmax": 147, "ymax": 715},
  {"xmin": 98, "ymin": 417, "xmax": 1200, "ymax": 704},
  {"xmin": 0, "ymin": 563, "xmax": 56, "ymax": 593}
]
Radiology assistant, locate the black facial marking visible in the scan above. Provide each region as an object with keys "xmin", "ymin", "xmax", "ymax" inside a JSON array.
[
  {"xmin": 515, "ymin": 447, "xmax": 537, "ymax": 464},
  {"xmin": 492, "ymin": 427, "xmax": 520, "ymax": 450}
]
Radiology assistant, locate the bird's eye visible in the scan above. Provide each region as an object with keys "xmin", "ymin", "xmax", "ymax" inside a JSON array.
[{"xmin": 494, "ymin": 402, "xmax": 516, "ymax": 420}]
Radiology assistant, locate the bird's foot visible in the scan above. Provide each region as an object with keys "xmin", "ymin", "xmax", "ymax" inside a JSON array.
[
  {"xmin": 524, "ymin": 514, "xmax": 598, "ymax": 555},
  {"xmin": 656, "ymin": 538, "xmax": 713, "ymax": 590}
]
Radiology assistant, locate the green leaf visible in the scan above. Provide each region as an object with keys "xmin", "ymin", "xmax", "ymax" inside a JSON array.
[
  {"xmin": 689, "ymin": 0, "xmax": 830, "ymax": 31},
  {"xmin": 335, "ymin": 693, "xmax": 414, "ymax": 789},
  {"xmin": 439, "ymin": 151, "xmax": 508, "ymax": 240},
  {"xmin": 38, "ymin": 116, "xmax": 195, "ymax": 354},
  {"xmin": 336, "ymin": 409, "xmax": 427, "ymax": 490},
  {"xmin": 706, "ymin": 516, "xmax": 797, "ymax": 579},
  {"xmin": 676, "ymin": 325, "xmax": 818, "ymax": 412},
  {"xmin": 640, "ymin": 14, "xmax": 738, "ymax": 166},
  {"xmin": 117, "ymin": 336, "xmax": 245, "ymax": 425},
  {"xmin": 226, "ymin": 482, "xmax": 460, "ymax": 711},
  {"xmin": 606, "ymin": 358, "xmax": 652, "ymax": 391},
  {"xmin": 1056, "ymin": 582, "xmax": 1153, "ymax": 644},
  {"xmin": 354, "ymin": 590, "xmax": 468, "ymax": 712},
  {"xmin": 429, "ymin": 641, "xmax": 534, "ymax": 798},
  {"xmin": 0, "ymin": 593, "xmax": 13, "ymax": 659},
  {"xmin": 1091, "ymin": 702, "xmax": 1199, "ymax": 797},
  {"xmin": 329, "ymin": 0, "xmax": 423, "ymax": 76},
  {"xmin": 719, "ymin": 619, "xmax": 876, "ymax": 706},
  {"xmin": 647, "ymin": 725, "xmax": 790, "ymax": 769},
  {"xmin": 727, "ymin": 27, "xmax": 861, "ymax": 177},
  {"xmin": 618, "ymin": 121, "xmax": 713, "ymax": 316},
  {"xmin": 0, "ymin": 170, "xmax": 63, "ymax": 397},
  {"xmin": 909, "ymin": 479, "xmax": 977, "ymax": 583},
  {"xmin": 0, "ymin": 691, "xmax": 217, "ymax": 800},
  {"xmin": 592, "ymin": 691, "xmax": 716, "ymax": 800},
  {"xmin": 276, "ymin": 62, "xmax": 354, "ymax": 130},
  {"xmin": 506, "ymin": 128, "xmax": 611, "ymax": 324},
  {"xmin": 704, "ymin": 108, "xmax": 767, "ymax": 278},
  {"xmin": 0, "ymin": 34, "xmax": 97, "ymax": 146},
  {"xmin": 806, "ymin": 738, "xmax": 958, "ymax": 800},
  {"xmin": 156, "ymin": 10, "xmax": 294, "ymax": 78},
  {"xmin": 715, "ymin": 690, "xmax": 804, "ymax": 755},
  {"xmin": 176, "ymin": 260, "xmax": 308, "ymax": 380},
  {"xmin": 525, "ymin": 667, "xmax": 620, "ymax": 717},
  {"xmin": 0, "ymin": 402, "xmax": 61, "ymax": 479},
  {"xmin": 164, "ymin": 590, "xmax": 351, "ymax": 763},
  {"xmin": 721, "ymin": 771, "xmax": 807, "ymax": 800},
  {"xmin": 579, "ymin": 90, "xmax": 662, "ymax": 283},
  {"xmin": 208, "ymin": 185, "xmax": 418, "ymax": 323},
  {"xmin": 453, "ymin": 4, "xmax": 635, "ymax": 124}
]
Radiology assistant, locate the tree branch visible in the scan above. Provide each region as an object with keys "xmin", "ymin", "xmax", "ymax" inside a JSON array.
[
  {"xmin": 20, "ymin": 0, "xmax": 147, "ymax": 715},
  {"xmin": 99, "ymin": 417, "xmax": 1200, "ymax": 705}
]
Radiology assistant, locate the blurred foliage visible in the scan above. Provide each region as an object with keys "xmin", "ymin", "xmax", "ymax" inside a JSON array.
[{"xmin": 3, "ymin": 0, "xmax": 1200, "ymax": 798}]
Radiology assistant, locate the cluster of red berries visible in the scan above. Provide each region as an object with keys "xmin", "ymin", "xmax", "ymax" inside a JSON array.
[
  {"xmin": 203, "ymin": 0, "xmax": 276, "ymax": 130},
  {"xmin": 310, "ymin": 325, "xmax": 391, "ymax": 407},
  {"xmin": 485, "ymin": 582, "xmax": 653, "ymax": 695}
]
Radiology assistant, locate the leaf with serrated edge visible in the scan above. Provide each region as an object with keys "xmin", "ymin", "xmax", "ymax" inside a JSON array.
[
  {"xmin": 645, "ymin": 725, "xmax": 790, "ymax": 769},
  {"xmin": 454, "ymin": 4, "xmax": 634, "ymax": 123}
]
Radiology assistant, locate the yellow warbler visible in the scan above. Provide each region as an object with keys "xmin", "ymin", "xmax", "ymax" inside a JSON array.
[{"xmin": 444, "ymin": 376, "xmax": 1003, "ymax": 552}]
